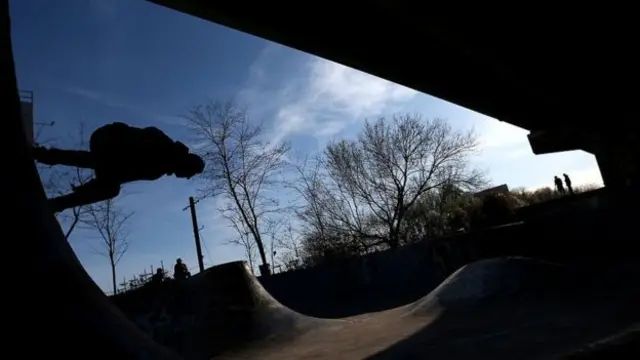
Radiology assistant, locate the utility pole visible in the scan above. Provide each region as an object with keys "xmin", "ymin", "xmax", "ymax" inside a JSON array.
[{"xmin": 183, "ymin": 196, "xmax": 205, "ymax": 273}]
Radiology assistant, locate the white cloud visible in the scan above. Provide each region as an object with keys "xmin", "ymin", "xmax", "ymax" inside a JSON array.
[
  {"xmin": 303, "ymin": 59, "xmax": 417, "ymax": 117},
  {"xmin": 241, "ymin": 45, "xmax": 541, "ymax": 161},
  {"xmin": 61, "ymin": 85, "xmax": 179, "ymax": 127},
  {"xmin": 242, "ymin": 46, "xmax": 418, "ymax": 145}
]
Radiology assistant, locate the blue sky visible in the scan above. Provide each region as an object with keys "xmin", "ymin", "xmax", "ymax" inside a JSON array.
[{"xmin": 11, "ymin": 0, "xmax": 603, "ymax": 292}]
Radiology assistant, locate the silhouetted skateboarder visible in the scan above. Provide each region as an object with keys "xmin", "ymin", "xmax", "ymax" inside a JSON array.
[
  {"xmin": 32, "ymin": 122, "xmax": 205, "ymax": 213},
  {"xmin": 554, "ymin": 175, "xmax": 566, "ymax": 195},
  {"xmin": 563, "ymin": 173, "xmax": 574, "ymax": 195}
]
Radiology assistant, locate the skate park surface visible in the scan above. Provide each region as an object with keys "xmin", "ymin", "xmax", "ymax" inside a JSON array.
[{"xmin": 113, "ymin": 258, "xmax": 640, "ymax": 360}]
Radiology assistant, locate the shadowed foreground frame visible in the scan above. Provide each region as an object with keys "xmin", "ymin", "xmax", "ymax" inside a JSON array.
[
  {"xmin": 6, "ymin": 2, "xmax": 636, "ymax": 358},
  {"xmin": 4, "ymin": 2, "xmax": 181, "ymax": 359}
]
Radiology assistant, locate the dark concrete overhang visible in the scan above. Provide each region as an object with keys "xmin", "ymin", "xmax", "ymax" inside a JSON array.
[
  {"xmin": 528, "ymin": 130, "xmax": 587, "ymax": 155},
  {"xmin": 147, "ymin": 2, "xmax": 638, "ymax": 136}
]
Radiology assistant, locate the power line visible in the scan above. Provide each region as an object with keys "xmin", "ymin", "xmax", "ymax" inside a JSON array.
[{"xmin": 199, "ymin": 228, "xmax": 213, "ymax": 265}]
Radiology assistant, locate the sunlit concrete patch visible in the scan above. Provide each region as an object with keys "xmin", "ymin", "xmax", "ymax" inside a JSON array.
[{"xmin": 406, "ymin": 256, "xmax": 570, "ymax": 316}]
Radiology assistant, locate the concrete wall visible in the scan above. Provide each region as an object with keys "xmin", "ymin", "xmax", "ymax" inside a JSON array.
[
  {"xmin": 515, "ymin": 188, "xmax": 604, "ymax": 220},
  {"xmin": 259, "ymin": 241, "xmax": 444, "ymax": 318}
]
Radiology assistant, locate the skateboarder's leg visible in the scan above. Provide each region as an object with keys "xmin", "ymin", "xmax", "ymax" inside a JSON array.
[
  {"xmin": 48, "ymin": 178, "xmax": 121, "ymax": 213},
  {"xmin": 32, "ymin": 146, "xmax": 95, "ymax": 169}
]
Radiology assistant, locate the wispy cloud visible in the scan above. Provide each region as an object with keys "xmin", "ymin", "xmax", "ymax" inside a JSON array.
[
  {"xmin": 241, "ymin": 45, "xmax": 539, "ymax": 158},
  {"xmin": 63, "ymin": 85, "xmax": 178, "ymax": 125},
  {"xmin": 241, "ymin": 45, "xmax": 418, "ymax": 145},
  {"xmin": 64, "ymin": 86, "xmax": 130, "ymax": 109}
]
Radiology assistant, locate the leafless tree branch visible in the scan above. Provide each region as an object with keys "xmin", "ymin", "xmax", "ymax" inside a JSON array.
[
  {"xmin": 35, "ymin": 122, "xmax": 93, "ymax": 240},
  {"xmin": 293, "ymin": 114, "xmax": 486, "ymax": 259},
  {"xmin": 81, "ymin": 196, "xmax": 134, "ymax": 294},
  {"xmin": 183, "ymin": 100, "xmax": 291, "ymax": 273}
]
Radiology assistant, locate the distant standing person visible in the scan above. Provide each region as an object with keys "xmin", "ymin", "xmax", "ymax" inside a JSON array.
[
  {"xmin": 174, "ymin": 258, "xmax": 191, "ymax": 281},
  {"xmin": 151, "ymin": 268, "xmax": 165, "ymax": 286},
  {"xmin": 554, "ymin": 176, "xmax": 565, "ymax": 195},
  {"xmin": 563, "ymin": 173, "xmax": 574, "ymax": 195}
]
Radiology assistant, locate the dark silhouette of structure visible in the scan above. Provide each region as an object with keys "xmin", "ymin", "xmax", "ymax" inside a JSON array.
[
  {"xmin": 564, "ymin": 173, "xmax": 574, "ymax": 195},
  {"xmin": 32, "ymin": 122, "xmax": 204, "ymax": 212},
  {"xmin": 554, "ymin": 176, "xmax": 565, "ymax": 195}
]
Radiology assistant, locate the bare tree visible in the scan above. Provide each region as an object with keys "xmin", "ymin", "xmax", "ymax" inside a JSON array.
[
  {"xmin": 183, "ymin": 100, "xmax": 291, "ymax": 275},
  {"xmin": 289, "ymin": 156, "xmax": 330, "ymax": 241},
  {"xmin": 82, "ymin": 197, "xmax": 134, "ymax": 294},
  {"xmin": 35, "ymin": 122, "xmax": 92, "ymax": 239},
  {"xmin": 264, "ymin": 217, "xmax": 287, "ymax": 269},
  {"xmin": 275, "ymin": 220, "xmax": 302, "ymax": 271},
  {"xmin": 324, "ymin": 114, "xmax": 485, "ymax": 248},
  {"xmin": 290, "ymin": 155, "xmax": 381, "ymax": 256},
  {"xmin": 33, "ymin": 120, "xmax": 56, "ymax": 144},
  {"xmin": 223, "ymin": 211, "xmax": 258, "ymax": 273},
  {"xmin": 281, "ymin": 219, "xmax": 301, "ymax": 257}
]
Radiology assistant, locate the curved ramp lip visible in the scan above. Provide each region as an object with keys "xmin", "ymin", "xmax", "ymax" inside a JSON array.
[{"xmin": 404, "ymin": 257, "xmax": 571, "ymax": 317}]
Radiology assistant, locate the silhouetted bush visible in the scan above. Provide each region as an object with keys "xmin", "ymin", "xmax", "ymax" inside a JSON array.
[{"xmin": 481, "ymin": 193, "xmax": 517, "ymax": 225}]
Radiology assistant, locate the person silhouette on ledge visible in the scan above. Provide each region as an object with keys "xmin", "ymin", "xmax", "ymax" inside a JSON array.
[
  {"xmin": 563, "ymin": 173, "xmax": 574, "ymax": 195},
  {"xmin": 554, "ymin": 175, "xmax": 566, "ymax": 195},
  {"xmin": 32, "ymin": 122, "xmax": 205, "ymax": 213}
]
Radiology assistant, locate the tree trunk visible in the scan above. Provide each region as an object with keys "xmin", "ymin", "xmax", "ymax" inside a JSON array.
[
  {"xmin": 255, "ymin": 237, "xmax": 270, "ymax": 276},
  {"xmin": 270, "ymin": 243, "xmax": 275, "ymax": 270},
  {"xmin": 110, "ymin": 258, "xmax": 117, "ymax": 295},
  {"xmin": 256, "ymin": 238, "xmax": 267, "ymax": 265},
  {"xmin": 247, "ymin": 256, "xmax": 254, "ymax": 274},
  {"xmin": 388, "ymin": 225, "xmax": 400, "ymax": 249},
  {"xmin": 64, "ymin": 215, "xmax": 79, "ymax": 240}
]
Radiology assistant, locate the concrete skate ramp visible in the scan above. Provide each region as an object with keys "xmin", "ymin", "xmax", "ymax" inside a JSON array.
[
  {"xmin": 406, "ymin": 256, "xmax": 573, "ymax": 316},
  {"xmin": 211, "ymin": 257, "xmax": 639, "ymax": 359},
  {"xmin": 114, "ymin": 261, "xmax": 334, "ymax": 359}
]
